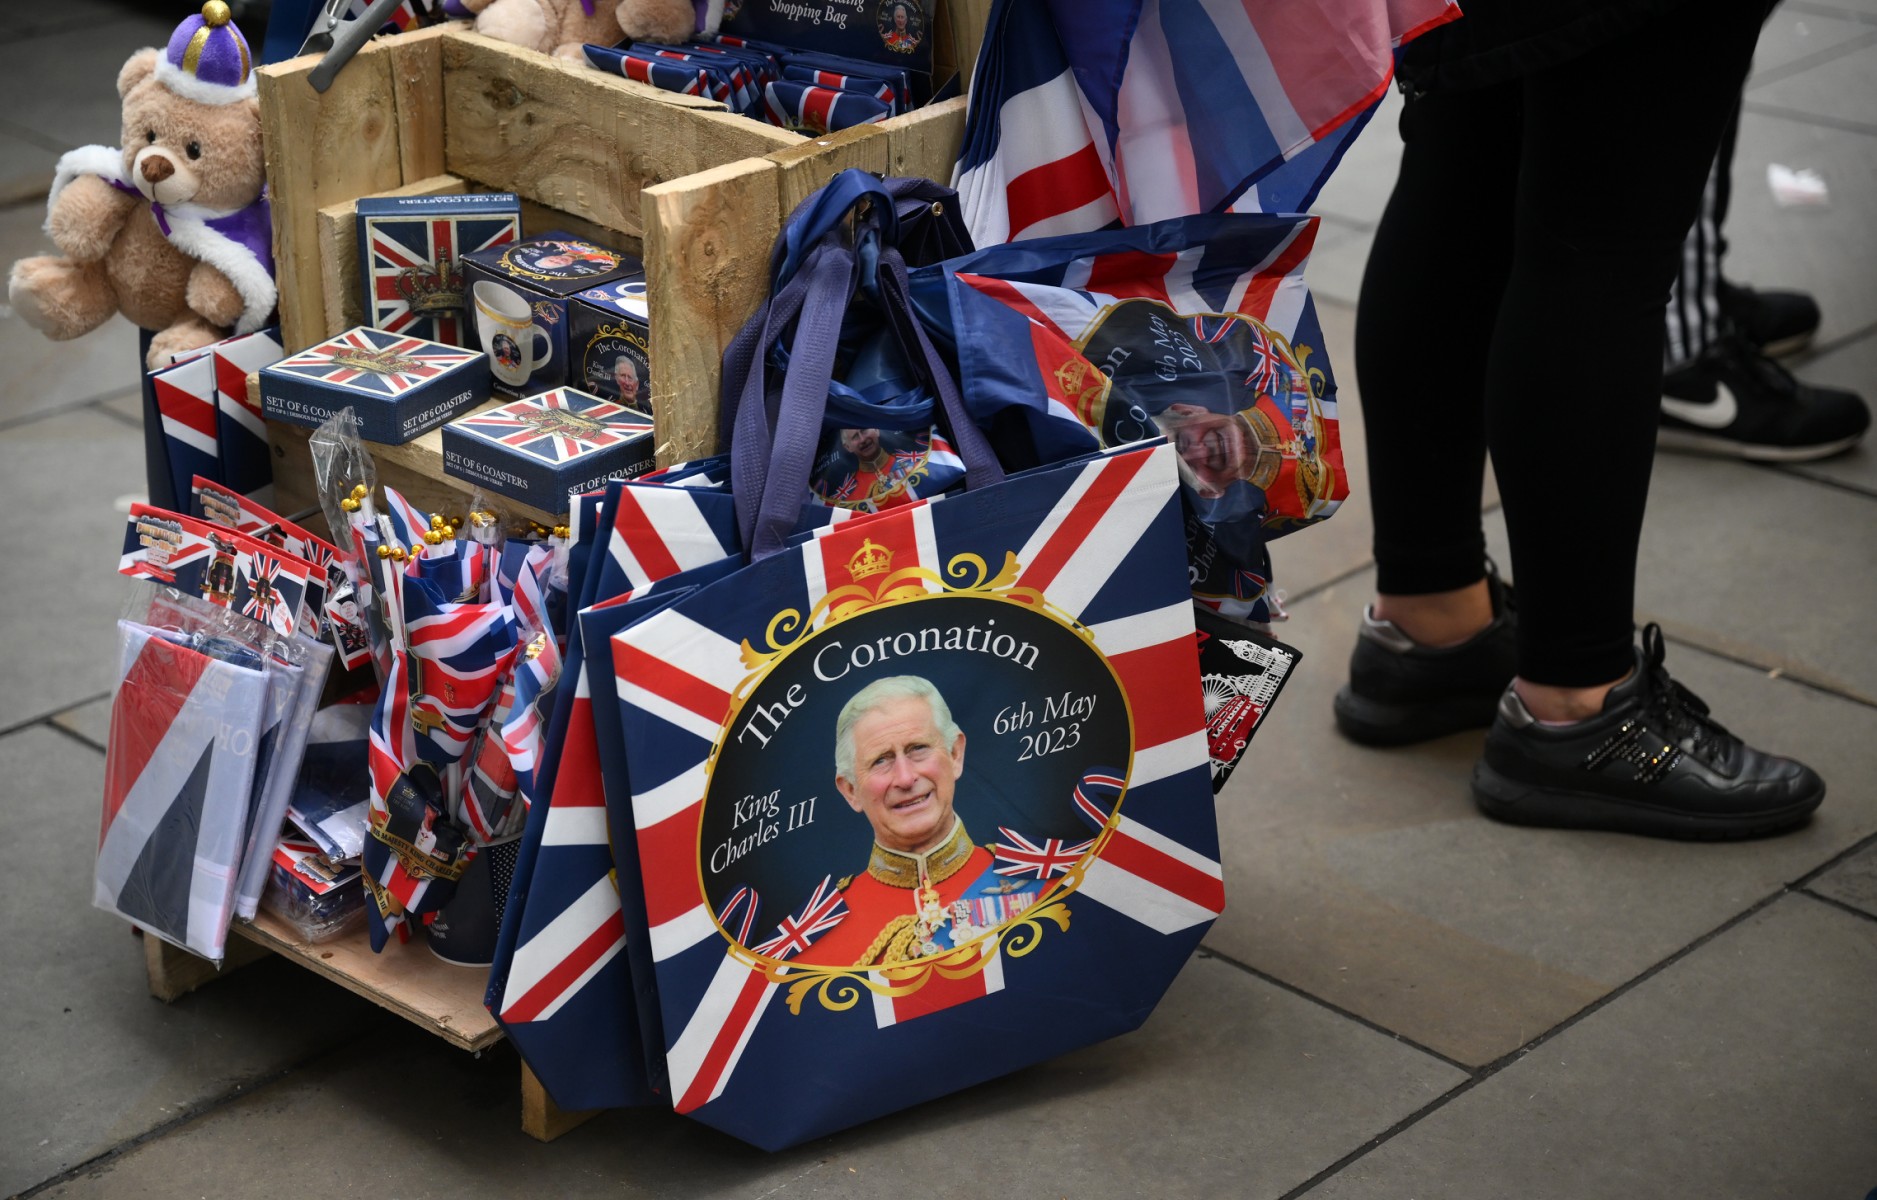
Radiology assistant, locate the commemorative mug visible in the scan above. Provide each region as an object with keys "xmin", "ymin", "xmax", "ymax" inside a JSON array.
[{"xmin": 473, "ymin": 281, "xmax": 551, "ymax": 388}]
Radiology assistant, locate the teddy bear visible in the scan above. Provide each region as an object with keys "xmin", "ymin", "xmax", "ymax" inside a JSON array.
[
  {"xmin": 8, "ymin": 2, "xmax": 275, "ymax": 371},
  {"xmin": 457, "ymin": 0, "xmax": 722, "ymax": 61}
]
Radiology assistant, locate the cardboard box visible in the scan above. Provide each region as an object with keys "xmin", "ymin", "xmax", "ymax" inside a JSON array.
[
  {"xmin": 260, "ymin": 327, "xmax": 489, "ymax": 444},
  {"xmin": 441, "ymin": 386, "xmax": 656, "ymax": 506},
  {"xmin": 356, "ymin": 191, "xmax": 521, "ymax": 346},
  {"xmin": 567, "ymin": 276, "xmax": 651, "ymax": 411},
  {"xmin": 459, "ymin": 234, "xmax": 642, "ymax": 397}
]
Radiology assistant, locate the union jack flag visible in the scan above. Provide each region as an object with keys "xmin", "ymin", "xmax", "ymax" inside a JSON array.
[
  {"xmin": 240, "ymin": 551, "xmax": 284, "ymax": 624},
  {"xmin": 751, "ymin": 876, "xmax": 848, "ymax": 959},
  {"xmin": 451, "ymin": 389, "xmax": 654, "ymax": 467},
  {"xmin": 1242, "ymin": 324, "xmax": 1286, "ymax": 398},
  {"xmin": 991, "ymin": 829, "xmax": 1095, "ymax": 881},
  {"xmin": 585, "ymin": 43, "xmax": 710, "ymax": 97},
  {"xmin": 953, "ymin": 0, "xmax": 1457, "ymax": 245},
  {"xmin": 211, "ymin": 328, "xmax": 283, "ymax": 496},
  {"xmin": 269, "ymin": 327, "xmax": 481, "ymax": 399},
  {"xmin": 780, "ymin": 64, "xmax": 896, "ymax": 113},
  {"xmin": 364, "ymin": 209, "xmax": 516, "ymax": 344}
]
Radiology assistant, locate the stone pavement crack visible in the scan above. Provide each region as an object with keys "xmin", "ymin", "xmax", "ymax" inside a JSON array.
[
  {"xmin": 1797, "ymin": 888, "xmax": 1877, "ymax": 927},
  {"xmin": 0, "ymin": 693, "xmax": 110, "ymax": 742}
]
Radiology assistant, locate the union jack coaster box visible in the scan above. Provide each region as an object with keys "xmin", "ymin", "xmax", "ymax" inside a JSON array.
[
  {"xmin": 567, "ymin": 274, "xmax": 651, "ymax": 410},
  {"xmin": 460, "ymin": 233, "xmax": 641, "ymax": 396},
  {"xmin": 441, "ymin": 387, "xmax": 656, "ymax": 505},
  {"xmin": 355, "ymin": 191, "xmax": 521, "ymax": 346},
  {"xmin": 259, "ymin": 326, "xmax": 489, "ymax": 444}
]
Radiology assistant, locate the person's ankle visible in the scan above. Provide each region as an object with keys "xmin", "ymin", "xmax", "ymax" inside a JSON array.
[
  {"xmin": 1514, "ymin": 672, "xmax": 1632, "ymax": 724},
  {"xmin": 1374, "ymin": 580, "xmax": 1493, "ymax": 648}
]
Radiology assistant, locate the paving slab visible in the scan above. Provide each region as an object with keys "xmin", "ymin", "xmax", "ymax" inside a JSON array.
[
  {"xmin": 1301, "ymin": 223, "xmax": 1370, "ymax": 311},
  {"xmin": 1301, "ymin": 895, "xmax": 1877, "ymax": 1200},
  {"xmin": 1308, "ymin": 88, "xmax": 1403, "ymax": 233},
  {"xmin": 1747, "ymin": 7, "xmax": 1877, "ymax": 81},
  {"xmin": 0, "ymin": 201, "xmax": 147, "ymax": 425},
  {"xmin": 1634, "ymin": 451, "xmax": 1877, "ymax": 702},
  {"xmin": 0, "ymin": 12, "xmax": 177, "ymax": 154},
  {"xmin": 1207, "ymin": 563, "xmax": 1877, "ymax": 1068},
  {"xmin": 0, "ymin": 408, "xmax": 156, "ymax": 730},
  {"xmin": 1779, "ymin": 331, "xmax": 1877, "ymax": 496},
  {"xmin": 0, "ymin": 724, "xmax": 388, "ymax": 1199},
  {"xmin": 1723, "ymin": 109, "xmax": 1877, "ymax": 347},
  {"xmin": 0, "ymin": 128, "xmax": 59, "ymax": 206},
  {"xmin": 1748, "ymin": 37, "xmax": 1877, "ymax": 131},
  {"xmin": 50, "ymin": 694, "xmax": 112, "ymax": 751},
  {"xmin": 1808, "ymin": 841, "xmax": 1877, "ymax": 916},
  {"xmin": 34, "ymin": 954, "xmax": 1467, "ymax": 1200}
]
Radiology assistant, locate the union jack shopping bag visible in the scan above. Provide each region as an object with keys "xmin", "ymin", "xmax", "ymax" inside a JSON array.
[
  {"xmin": 912, "ymin": 213, "xmax": 1348, "ymax": 621},
  {"xmin": 608, "ymin": 439, "xmax": 1220, "ymax": 1148}
]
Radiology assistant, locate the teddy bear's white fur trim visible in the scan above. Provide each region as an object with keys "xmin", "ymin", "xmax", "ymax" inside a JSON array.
[
  {"xmin": 154, "ymin": 56, "xmax": 258, "ymax": 107},
  {"xmin": 48, "ymin": 145, "xmax": 277, "ymax": 336}
]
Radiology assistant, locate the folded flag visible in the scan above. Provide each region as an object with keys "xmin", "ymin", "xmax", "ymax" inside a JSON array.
[{"xmin": 763, "ymin": 80, "xmax": 890, "ymax": 134}]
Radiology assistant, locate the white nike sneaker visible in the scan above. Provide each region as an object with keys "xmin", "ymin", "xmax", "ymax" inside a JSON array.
[{"xmin": 1660, "ymin": 335, "xmax": 1869, "ymax": 462}]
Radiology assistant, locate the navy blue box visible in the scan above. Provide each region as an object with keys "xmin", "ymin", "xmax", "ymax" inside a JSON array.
[
  {"xmin": 259, "ymin": 327, "xmax": 490, "ymax": 444},
  {"xmin": 355, "ymin": 191, "xmax": 521, "ymax": 347},
  {"xmin": 567, "ymin": 276, "xmax": 652, "ymax": 412},
  {"xmin": 440, "ymin": 387, "xmax": 656, "ymax": 506},
  {"xmin": 460, "ymin": 234, "xmax": 642, "ymax": 397}
]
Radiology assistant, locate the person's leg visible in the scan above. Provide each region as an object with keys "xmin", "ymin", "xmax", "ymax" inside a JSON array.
[
  {"xmin": 1356, "ymin": 82, "xmax": 1521, "ymax": 638},
  {"xmin": 1334, "ymin": 83, "xmax": 1523, "ymax": 745},
  {"xmin": 1488, "ymin": 0, "xmax": 1771, "ymax": 712}
]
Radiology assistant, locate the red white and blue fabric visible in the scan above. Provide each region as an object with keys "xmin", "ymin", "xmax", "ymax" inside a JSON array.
[
  {"xmin": 366, "ymin": 212, "xmax": 514, "ymax": 343},
  {"xmin": 486, "ymin": 482, "xmax": 740, "ymax": 1110},
  {"xmin": 150, "ymin": 353, "xmax": 222, "ymax": 523},
  {"xmin": 763, "ymin": 80, "xmax": 890, "ymax": 134},
  {"xmin": 750, "ymin": 876, "xmax": 848, "ymax": 959},
  {"xmin": 991, "ymin": 828, "xmax": 1094, "ymax": 881},
  {"xmin": 953, "ymin": 0, "xmax": 1458, "ymax": 245},
  {"xmin": 119, "ymin": 504, "xmax": 314, "ymax": 638},
  {"xmin": 451, "ymin": 390, "xmax": 654, "ymax": 467},
  {"xmin": 584, "ymin": 43, "xmax": 711, "ymax": 97},
  {"xmin": 269, "ymin": 327, "xmax": 481, "ymax": 398},
  {"xmin": 780, "ymin": 64, "xmax": 896, "ymax": 112},
  {"xmin": 99, "ymin": 622, "xmax": 266, "ymax": 962},
  {"xmin": 611, "ymin": 441, "xmax": 1219, "ymax": 1149},
  {"xmin": 210, "ymin": 328, "xmax": 283, "ymax": 496}
]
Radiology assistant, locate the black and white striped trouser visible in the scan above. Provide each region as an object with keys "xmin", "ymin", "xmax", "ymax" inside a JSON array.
[{"xmin": 1664, "ymin": 103, "xmax": 1743, "ymax": 367}]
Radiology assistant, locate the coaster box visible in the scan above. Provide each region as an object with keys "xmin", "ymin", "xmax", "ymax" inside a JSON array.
[
  {"xmin": 259, "ymin": 327, "xmax": 489, "ymax": 444},
  {"xmin": 355, "ymin": 191, "xmax": 521, "ymax": 346},
  {"xmin": 441, "ymin": 387, "xmax": 657, "ymax": 505}
]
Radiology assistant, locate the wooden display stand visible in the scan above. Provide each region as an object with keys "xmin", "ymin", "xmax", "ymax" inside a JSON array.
[{"xmin": 161, "ymin": 5, "xmax": 988, "ymax": 1142}]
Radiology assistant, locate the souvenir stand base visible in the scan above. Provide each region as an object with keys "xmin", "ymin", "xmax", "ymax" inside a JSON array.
[
  {"xmin": 141, "ymin": 912, "xmax": 600, "ymax": 1141},
  {"xmin": 170, "ymin": 1, "xmax": 986, "ymax": 1147}
]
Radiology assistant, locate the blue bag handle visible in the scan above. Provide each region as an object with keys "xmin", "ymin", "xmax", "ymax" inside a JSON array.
[{"xmin": 728, "ymin": 170, "xmax": 1004, "ymax": 560}]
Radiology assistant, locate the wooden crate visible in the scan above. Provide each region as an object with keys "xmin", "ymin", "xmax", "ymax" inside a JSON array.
[{"xmin": 259, "ymin": 7, "xmax": 986, "ymax": 503}]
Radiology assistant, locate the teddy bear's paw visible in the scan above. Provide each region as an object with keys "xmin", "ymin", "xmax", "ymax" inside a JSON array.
[
  {"xmin": 185, "ymin": 262, "xmax": 245, "ymax": 329},
  {"xmin": 147, "ymin": 316, "xmax": 226, "ymax": 370},
  {"xmin": 9, "ymin": 256, "xmax": 118, "ymax": 339},
  {"xmin": 47, "ymin": 175, "xmax": 133, "ymax": 263},
  {"xmin": 616, "ymin": 0, "xmax": 697, "ymax": 43},
  {"xmin": 476, "ymin": 0, "xmax": 553, "ymax": 52}
]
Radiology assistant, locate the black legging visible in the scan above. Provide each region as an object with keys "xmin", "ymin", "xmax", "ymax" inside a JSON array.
[{"xmin": 1356, "ymin": 2, "xmax": 1770, "ymax": 686}]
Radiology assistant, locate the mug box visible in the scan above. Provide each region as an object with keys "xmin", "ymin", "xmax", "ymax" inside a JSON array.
[
  {"xmin": 459, "ymin": 233, "xmax": 642, "ymax": 397},
  {"xmin": 355, "ymin": 192, "xmax": 522, "ymax": 346},
  {"xmin": 440, "ymin": 386, "xmax": 657, "ymax": 505},
  {"xmin": 568, "ymin": 276, "xmax": 652, "ymax": 412},
  {"xmin": 258, "ymin": 326, "xmax": 490, "ymax": 445}
]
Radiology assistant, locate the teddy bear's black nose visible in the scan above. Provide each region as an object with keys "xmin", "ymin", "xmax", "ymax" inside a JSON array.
[{"xmin": 140, "ymin": 155, "xmax": 174, "ymax": 184}]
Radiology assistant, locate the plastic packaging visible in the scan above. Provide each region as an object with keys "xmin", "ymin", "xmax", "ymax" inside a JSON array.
[{"xmin": 260, "ymin": 837, "xmax": 366, "ymax": 943}]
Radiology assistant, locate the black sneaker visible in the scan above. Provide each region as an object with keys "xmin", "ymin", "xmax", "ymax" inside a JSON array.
[
  {"xmin": 1333, "ymin": 574, "xmax": 1517, "ymax": 746},
  {"xmin": 1660, "ymin": 335, "xmax": 1869, "ymax": 462},
  {"xmin": 1472, "ymin": 625, "xmax": 1823, "ymax": 840},
  {"xmin": 1718, "ymin": 280, "xmax": 1820, "ymax": 359}
]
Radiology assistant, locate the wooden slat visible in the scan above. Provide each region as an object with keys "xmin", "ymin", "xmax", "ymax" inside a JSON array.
[
  {"xmin": 258, "ymin": 40, "xmax": 409, "ymax": 353},
  {"xmin": 938, "ymin": 0, "xmax": 993, "ymax": 89},
  {"xmin": 767, "ymin": 123, "xmax": 890, "ymax": 222},
  {"xmin": 442, "ymin": 30, "xmax": 797, "ymax": 241},
  {"xmin": 520, "ymin": 1064, "xmax": 601, "ymax": 1142},
  {"xmin": 387, "ymin": 25, "xmax": 450, "ymax": 182},
  {"xmin": 231, "ymin": 911, "xmax": 503, "ymax": 1052},
  {"xmin": 643, "ymin": 156, "xmax": 782, "ymax": 465},
  {"xmin": 144, "ymin": 931, "xmax": 271, "ymax": 1003},
  {"xmin": 882, "ymin": 95, "xmax": 969, "ymax": 181},
  {"xmin": 317, "ymin": 174, "xmax": 470, "ymax": 341}
]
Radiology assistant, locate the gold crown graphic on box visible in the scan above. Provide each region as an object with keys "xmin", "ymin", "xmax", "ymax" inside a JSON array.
[
  {"xmin": 395, "ymin": 258, "xmax": 464, "ymax": 314},
  {"xmin": 847, "ymin": 538, "xmax": 893, "ymax": 581},
  {"xmin": 330, "ymin": 347, "xmax": 421, "ymax": 375}
]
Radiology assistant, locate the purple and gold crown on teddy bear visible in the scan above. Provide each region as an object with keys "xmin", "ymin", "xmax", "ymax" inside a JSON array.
[{"xmin": 156, "ymin": 1, "xmax": 255, "ymax": 106}]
